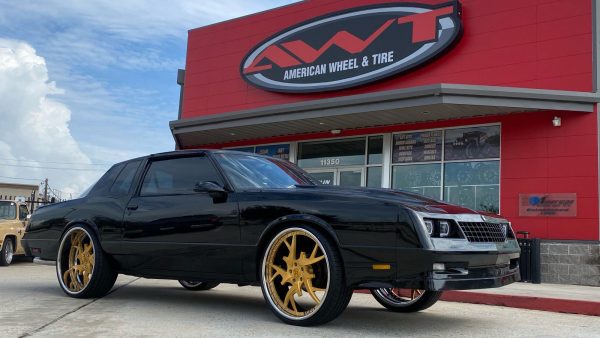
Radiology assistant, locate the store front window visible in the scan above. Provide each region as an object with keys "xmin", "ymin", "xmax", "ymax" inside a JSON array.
[
  {"xmin": 392, "ymin": 125, "xmax": 500, "ymax": 213},
  {"xmin": 298, "ymin": 136, "xmax": 383, "ymax": 187},
  {"xmin": 229, "ymin": 144, "xmax": 290, "ymax": 161}
]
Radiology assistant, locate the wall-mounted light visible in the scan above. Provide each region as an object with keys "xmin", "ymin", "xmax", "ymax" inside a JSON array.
[
  {"xmin": 330, "ymin": 129, "xmax": 342, "ymax": 135},
  {"xmin": 552, "ymin": 116, "xmax": 561, "ymax": 127}
]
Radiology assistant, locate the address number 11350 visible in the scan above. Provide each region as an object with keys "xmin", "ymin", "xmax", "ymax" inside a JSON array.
[{"xmin": 320, "ymin": 158, "xmax": 341, "ymax": 166}]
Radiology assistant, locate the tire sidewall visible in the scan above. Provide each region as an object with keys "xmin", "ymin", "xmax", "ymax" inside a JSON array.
[
  {"xmin": 371, "ymin": 289, "xmax": 443, "ymax": 312},
  {"xmin": 0, "ymin": 239, "xmax": 13, "ymax": 266}
]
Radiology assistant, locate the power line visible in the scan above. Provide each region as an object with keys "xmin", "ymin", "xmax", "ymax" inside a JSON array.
[
  {"xmin": 0, "ymin": 175, "xmax": 43, "ymax": 181},
  {"xmin": 0, "ymin": 158, "xmax": 111, "ymax": 166},
  {"xmin": 0, "ymin": 163, "xmax": 106, "ymax": 172}
]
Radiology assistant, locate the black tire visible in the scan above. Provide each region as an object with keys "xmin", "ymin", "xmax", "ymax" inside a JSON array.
[
  {"xmin": 370, "ymin": 288, "xmax": 443, "ymax": 312},
  {"xmin": 56, "ymin": 225, "xmax": 117, "ymax": 298},
  {"xmin": 0, "ymin": 238, "xmax": 14, "ymax": 266},
  {"xmin": 178, "ymin": 280, "xmax": 220, "ymax": 291},
  {"xmin": 260, "ymin": 225, "xmax": 353, "ymax": 326}
]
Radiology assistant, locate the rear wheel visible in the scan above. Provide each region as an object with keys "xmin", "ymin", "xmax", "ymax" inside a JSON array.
[
  {"xmin": 57, "ymin": 225, "xmax": 117, "ymax": 298},
  {"xmin": 371, "ymin": 288, "xmax": 443, "ymax": 312},
  {"xmin": 0, "ymin": 239, "xmax": 14, "ymax": 266},
  {"xmin": 178, "ymin": 280, "xmax": 220, "ymax": 291},
  {"xmin": 260, "ymin": 226, "xmax": 353, "ymax": 326}
]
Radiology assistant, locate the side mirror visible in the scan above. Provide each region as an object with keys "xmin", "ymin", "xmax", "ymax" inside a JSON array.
[{"xmin": 194, "ymin": 181, "xmax": 228, "ymax": 202}]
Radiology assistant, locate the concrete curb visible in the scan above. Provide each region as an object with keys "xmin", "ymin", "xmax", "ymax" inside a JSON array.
[{"xmin": 355, "ymin": 290, "xmax": 600, "ymax": 317}]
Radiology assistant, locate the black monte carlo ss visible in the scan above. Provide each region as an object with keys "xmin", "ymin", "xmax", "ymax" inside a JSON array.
[{"xmin": 22, "ymin": 150, "xmax": 520, "ymax": 326}]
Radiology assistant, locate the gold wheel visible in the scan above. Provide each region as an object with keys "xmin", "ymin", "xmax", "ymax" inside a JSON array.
[
  {"xmin": 262, "ymin": 228, "xmax": 329, "ymax": 320},
  {"xmin": 59, "ymin": 228, "xmax": 95, "ymax": 293}
]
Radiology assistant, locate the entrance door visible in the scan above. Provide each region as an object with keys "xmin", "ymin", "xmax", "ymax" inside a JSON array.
[{"xmin": 306, "ymin": 167, "xmax": 364, "ymax": 187}]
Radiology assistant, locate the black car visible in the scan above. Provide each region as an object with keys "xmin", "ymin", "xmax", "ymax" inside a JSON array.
[{"xmin": 22, "ymin": 150, "xmax": 520, "ymax": 326}]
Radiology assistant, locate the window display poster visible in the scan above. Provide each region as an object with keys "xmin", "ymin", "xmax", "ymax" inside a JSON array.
[
  {"xmin": 255, "ymin": 144, "xmax": 290, "ymax": 160},
  {"xmin": 444, "ymin": 126, "xmax": 500, "ymax": 161},
  {"xmin": 392, "ymin": 130, "xmax": 442, "ymax": 163}
]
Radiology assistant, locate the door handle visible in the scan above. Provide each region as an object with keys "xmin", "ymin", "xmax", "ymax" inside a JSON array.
[{"xmin": 126, "ymin": 205, "xmax": 138, "ymax": 211}]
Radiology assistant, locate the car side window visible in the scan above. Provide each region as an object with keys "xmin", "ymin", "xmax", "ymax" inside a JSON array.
[
  {"xmin": 88, "ymin": 163, "xmax": 126, "ymax": 197},
  {"xmin": 109, "ymin": 161, "xmax": 141, "ymax": 196},
  {"xmin": 140, "ymin": 156, "xmax": 223, "ymax": 196},
  {"xmin": 19, "ymin": 205, "xmax": 29, "ymax": 220}
]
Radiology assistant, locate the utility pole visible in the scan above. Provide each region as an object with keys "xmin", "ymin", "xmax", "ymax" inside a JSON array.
[{"xmin": 43, "ymin": 178, "xmax": 48, "ymax": 204}]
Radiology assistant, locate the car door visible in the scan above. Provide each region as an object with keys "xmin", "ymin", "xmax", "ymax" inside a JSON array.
[
  {"xmin": 15, "ymin": 204, "xmax": 29, "ymax": 254},
  {"xmin": 122, "ymin": 153, "xmax": 240, "ymax": 277}
]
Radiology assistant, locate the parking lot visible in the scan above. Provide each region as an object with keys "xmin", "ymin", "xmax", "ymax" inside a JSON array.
[{"xmin": 2, "ymin": 260, "xmax": 599, "ymax": 338}]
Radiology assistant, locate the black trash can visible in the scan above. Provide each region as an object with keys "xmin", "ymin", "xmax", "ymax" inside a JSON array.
[{"xmin": 516, "ymin": 231, "xmax": 541, "ymax": 284}]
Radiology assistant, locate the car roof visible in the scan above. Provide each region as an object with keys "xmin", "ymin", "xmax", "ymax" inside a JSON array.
[{"xmin": 113, "ymin": 149, "xmax": 272, "ymax": 167}]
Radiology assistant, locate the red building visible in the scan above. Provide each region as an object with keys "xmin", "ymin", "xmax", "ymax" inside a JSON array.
[{"xmin": 171, "ymin": 0, "xmax": 600, "ymax": 286}]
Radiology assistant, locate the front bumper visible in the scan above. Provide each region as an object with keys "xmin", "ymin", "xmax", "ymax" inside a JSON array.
[{"xmin": 426, "ymin": 259, "xmax": 520, "ymax": 291}]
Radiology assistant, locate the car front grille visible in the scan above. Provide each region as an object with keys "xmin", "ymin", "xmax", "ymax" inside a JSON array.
[{"xmin": 458, "ymin": 222, "xmax": 507, "ymax": 243}]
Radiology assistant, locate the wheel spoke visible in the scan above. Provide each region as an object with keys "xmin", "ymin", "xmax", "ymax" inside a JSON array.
[
  {"xmin": 283, "ymin": 284, "xmax": 299, "ymax": 313},
  {"xmin": 270, "ymin": 263, "xmax": 291, "ymax": 284},
  {"xmin": 303, "ymin": 278, "xmax": 321, "ymax": 304}
]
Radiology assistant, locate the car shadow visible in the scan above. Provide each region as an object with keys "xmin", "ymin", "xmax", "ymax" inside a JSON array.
[{"xmin": 103, "ymin": 283, "xmax": 476, "ymax": 332}]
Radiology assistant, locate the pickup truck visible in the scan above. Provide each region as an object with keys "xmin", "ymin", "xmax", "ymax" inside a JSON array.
[{"xmin": 0, "ymin": 200, "xmax": 30, "ymax": 266}]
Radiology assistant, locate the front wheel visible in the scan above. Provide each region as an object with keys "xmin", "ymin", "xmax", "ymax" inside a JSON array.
[
  {"xmin": 260, "ymin": 226, "xmax": 353, "ymax": 326},
  {"xmin": 371, "ymin": 288, "xmax": 443, "ymax": 312},
  {"xmin": 0, "ymin": 239, "xmax": 14, "ymax": 266},
  {"xmin": 178, "ymin": 280, "xmax": 220, "ymax": 291},
  {"xmin": 56, "ymin": 225, "xmax": 117, "ymax": 298}
]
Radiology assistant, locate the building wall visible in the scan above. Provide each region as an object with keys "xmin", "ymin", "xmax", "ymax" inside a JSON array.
[
  {"xmin": 182, "ymin": 0, "xmax": 594, "ymax": 119},
  {"xmin": 541, "ymin": 240, "xmax": 600, "ymax": 286},
  {"xmin": 0, "ymin": 183, "xmax": 39, "ymax": 202}
]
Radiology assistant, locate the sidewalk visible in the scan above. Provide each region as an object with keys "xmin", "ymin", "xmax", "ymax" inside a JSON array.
[{"xmin": 441, "ymin": 282, "xmax": 600, "ymax": 316}]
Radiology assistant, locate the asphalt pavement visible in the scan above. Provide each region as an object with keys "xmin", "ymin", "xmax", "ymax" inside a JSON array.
[{"xmin": 1, "ymin": 260, "xmax": 599, "ymax": 338}]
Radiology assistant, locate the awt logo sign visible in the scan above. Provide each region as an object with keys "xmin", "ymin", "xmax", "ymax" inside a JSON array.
[{"xmin": 240, "ymin": 1, "xmax": 462, "ymax": 93}]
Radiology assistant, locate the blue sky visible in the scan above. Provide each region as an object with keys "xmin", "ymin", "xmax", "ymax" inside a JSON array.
[{"xmin": 0, "ymin": 0, "xmax": 296, "ymax": 195}]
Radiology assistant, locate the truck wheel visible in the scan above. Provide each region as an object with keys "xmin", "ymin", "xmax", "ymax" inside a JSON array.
[
  {"xmin": 371, "ymin": 288, "xmax": 443, "ymax": 312},
  {"xmin": 178, "ymin": 280, "xmax": 220, "ymax": 291},
  {"xmin": 0, "ymin": 239, "xmax": 14, "ymax": 266},
  {"xmin": 260, "ymin": 226, "xmax": 353, "ymax": 326},
  {"xmin": 57, "ymin": 225, "xmax": 117, "ymax": 298}
]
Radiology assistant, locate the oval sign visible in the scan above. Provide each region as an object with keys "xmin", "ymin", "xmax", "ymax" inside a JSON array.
[{"xmin": 240, "ymin": 2, "xmax": 462, "ymax": 93}]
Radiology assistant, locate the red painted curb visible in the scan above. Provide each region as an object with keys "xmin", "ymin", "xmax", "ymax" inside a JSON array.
[
  {"xmin": 355, "ymin": 290, "xmax": 600, "ymax": 317},
  {"xmin": 441, "ymin": 291, "xmax": 600, "ymax": 317}
]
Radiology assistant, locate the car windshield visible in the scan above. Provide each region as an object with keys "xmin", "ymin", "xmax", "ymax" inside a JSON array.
[
  {"xmin": 214, "ymin": 153, "xmax": 316, "ymax": 189},
  {"xmin": 0, "ymin": 201, "xmax": 17, "ymax": 220}
]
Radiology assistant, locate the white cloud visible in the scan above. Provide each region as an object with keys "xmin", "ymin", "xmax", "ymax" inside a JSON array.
[
  {"xmin": 0, "ymin": 38, "xmax": 102, "ymax": 196},
  {"xmin": 0, "ymin": 0, "xmax": 299, "ymax": 196}
]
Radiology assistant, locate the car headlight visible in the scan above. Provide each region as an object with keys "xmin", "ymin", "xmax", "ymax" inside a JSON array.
[
  {"xmin": 424, "ymin": 219, "xmax": 434, "ymax": 235},
  {"xmin": 423, "ymin": 218, "xmax": 460, "ymax": 239}
]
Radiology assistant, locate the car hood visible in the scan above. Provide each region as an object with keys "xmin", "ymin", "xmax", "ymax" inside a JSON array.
[{"xmin": 295, "ymin": 185, "xmax": 486, "ymax": 215}]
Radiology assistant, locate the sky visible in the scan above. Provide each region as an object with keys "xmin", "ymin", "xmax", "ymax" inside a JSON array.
[{"xmin": 0, "ymin": 0, "xmax": 297, "ymax": 198}]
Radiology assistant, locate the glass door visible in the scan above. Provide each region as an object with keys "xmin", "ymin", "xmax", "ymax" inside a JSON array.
[
  {"xmin": 338, "ymin": 167, "xmax": 364, "ymax": 187},
  {"xmin": 306, "ymin": 169, "xmax": 336, "ymax": 185},
  {"xmin": 306, "ymin": 168, "xmax": 364, "ymax": 187}
]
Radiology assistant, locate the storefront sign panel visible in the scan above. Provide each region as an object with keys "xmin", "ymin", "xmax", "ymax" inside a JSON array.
[
  {"xmin": 255, "ymin": 144, "xmax": 290, "ymax": 160},
  {"xmin": 519, "ymin": 193, "xmax": 577, "ymax": 217},
  {"xmin": 241, "ymin": 2, "xmax": 462, "ymax": 93},
  {"xmin": 392, "ymin": 130, "xmax": 442, "ymax": 163}
]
